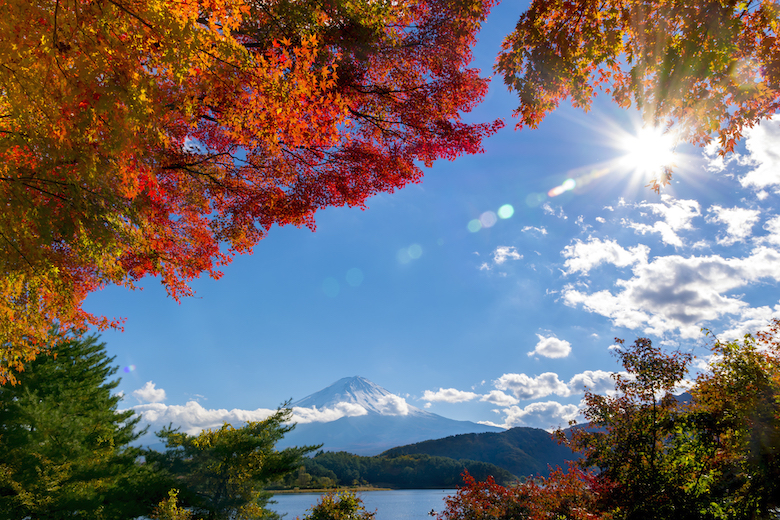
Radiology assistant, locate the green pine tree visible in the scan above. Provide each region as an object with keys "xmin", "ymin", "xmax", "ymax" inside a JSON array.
[
  {"xmin": 148, "ymin": 408, "xmax": 318, "ymax": 520},
  {"xmin": 0, "ymin": 334, "xmax": 165, "ymax": 519}
]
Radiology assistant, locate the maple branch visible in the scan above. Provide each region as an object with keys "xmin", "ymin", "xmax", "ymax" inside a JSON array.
[
  {"xmin": 163, "ymin": 164, "xmax": 230, "ymax": 190},
  {"xmin": 348, "ymin": 83, "xmax": 425, "ymax": 95},
  {"xmin": 347, "ymin": 107, "xmax": 406, "ymax": 134},
  {"xmin": 0, "ymin": 230, "xmax": 35, "ymax": 270},
  {"xmin": 106, "ymin": 0, "xmax": 156, "ymax": 32}
]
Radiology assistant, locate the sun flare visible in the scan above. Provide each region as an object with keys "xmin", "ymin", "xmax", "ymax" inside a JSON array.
[{"xmin": 619, "ymin": 126, "xmax": 677, "ymax": 177}]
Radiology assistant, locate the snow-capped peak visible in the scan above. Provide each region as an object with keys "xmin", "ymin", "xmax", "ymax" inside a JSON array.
[{"xmin": 292, "ymin": 376, "xmax": 427, "ymax": 417}]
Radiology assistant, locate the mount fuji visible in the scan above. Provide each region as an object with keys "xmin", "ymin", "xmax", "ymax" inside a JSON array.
[{"xmin": 277, "ymin": 376, "xmax": 503, "ymax": 455}]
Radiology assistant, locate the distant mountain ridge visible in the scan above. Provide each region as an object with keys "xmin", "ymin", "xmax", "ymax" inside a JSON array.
[
  {"xmin": 279, "ymin": 376, "xmax": 502, "ymax": 455},
  {"xmin": 382, "ymin": 427, "xmax": 579, "ymax": 477}
]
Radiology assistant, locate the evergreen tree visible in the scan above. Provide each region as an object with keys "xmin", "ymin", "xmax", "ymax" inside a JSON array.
[
  {"xmin": 0, "ymin": 334, "xmax": 165, "ymax": 519},
  {"xmin": 148, "ymin": 409, "xmax": 317, "ymax": 520}
]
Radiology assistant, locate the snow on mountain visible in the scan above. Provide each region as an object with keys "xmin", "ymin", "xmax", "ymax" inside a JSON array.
[
  {"xmin": 279, "ymin": 376, "xmax": 503, "ymax": 455},
  {"xmin": 292, "ymin": 376, "xmax": 430, "ymax": 418}
]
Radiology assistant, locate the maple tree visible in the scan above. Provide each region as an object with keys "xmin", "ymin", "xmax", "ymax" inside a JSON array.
[
  {"xmin": 0, "ymin": 0, "xmax": 501, "ymax": 383},
  {"xmin": 438, "ymin": 468, "xmax": 600, "ymax": 520},
  {"xmin": 497, "ymin": 0, "xmax": 780, "ymax": 190},
  {"xmin": 444, "ymin": 329, "xmax": 780, "ymax": 519},
  {"xmin": 561, "ymin": 338, "xmax": 723, "ymax": 519},
  {"xmin": 691, "ymin": 323, "xmax": 780, "ymax": 518}
]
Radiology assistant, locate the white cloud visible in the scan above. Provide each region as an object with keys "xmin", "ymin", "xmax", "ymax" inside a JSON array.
[
  {"xmin": 596, "ymin": 217, "xmax": 606, "ymax": 223},
  {"xmin": 499, "ymin": 401, "xmax": 580, "ymax": 431},
  {"xmin": 568, "ymin": 370, "xmax": 622, "ymax": 395},
  {"xmin": 493, "ymin": 246, "xmax": 522, "ymax": 265},
  {"xmin": 704, "ymin": 139, "xmax": 737, "ymax": 173},
  {"xmin": 128, "ymin": 399, "xmax": 375, "ymax": 437},
  {"xmin": 738, "ymin": 115, "xmax": 780, "ymax": 189},
  {"xmin": 562, "ymin": 246, "xmax": 780, "ymax": 338},
  {"xmin": 646, "ymin": 196, "xmax": 701, "ymax": 230},
  {"xmin": 522, "ymin": 226, "xmax": 548, "ymax": 235},
  {"xmin": 480, "ymin": 390, "xmax": 519, "ymax": 406},
  {"xmin": 528, "ymin": 334, "xmax": 571, "ymax": 358},
  {"xmin": 494, "ymin": 372, "xmax": 570, "ymax": 400},
  {"xmin": 706, "ymin": 205, "xmax": 760, "ymax": 245},
  {"xmin": 575, "ymin": 215, "xmax": 591, "ymax": 231},
  {"xmin": 716, "ymin": 304, "xmax": 780, "ymax": 341},
  {"xmin": 562, "ymin": 237, "xmax": 649, "ymax": 275},
  {"xmin": 542, "ymin": 203, "xmax": 567, "ymax": 219},
  {"xmin": 761, "ymin": 215, "xmax": 780, "ymax": 246},
  {"xmin": 129, "ymin": 401, "xmax": 277, "ymax": 436},
  {"xmin": 292, "ymin": 402, "xmax": 369, "ymax": 423},
  {"xmin": 374, "ymin": 394, "xmax": 410, "ymax": 415},
  {"xmin": 132, "ymin": 381, "xmax": 166, "ymax": 404},
  {"xmin": 422, "ymin": 388, "xmax": 479, "ymax": 403},
  {"xmin": 627, "ymin": 196, "xmax": 701, "ymax": 247}
]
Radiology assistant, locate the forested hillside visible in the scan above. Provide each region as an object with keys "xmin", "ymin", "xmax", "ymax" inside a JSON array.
[
  {"xmin": 382, "ymin": 427, "xmax": 577, "ymax": 477},
  {"xmin": 268, "ymin": 451, "xmax": 516, "ymax": 490}
]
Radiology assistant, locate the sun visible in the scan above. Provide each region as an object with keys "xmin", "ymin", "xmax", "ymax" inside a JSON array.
[{"xmin": 619, "ymin": 126, "xmax": 677, "ymax": 177}]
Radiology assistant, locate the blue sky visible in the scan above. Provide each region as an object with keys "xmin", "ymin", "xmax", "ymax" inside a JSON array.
[{"xmin": 85, "ymin": 1, "xmax": 780, "ymax": 436}]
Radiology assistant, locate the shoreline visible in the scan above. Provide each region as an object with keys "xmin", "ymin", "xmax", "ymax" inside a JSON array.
[
  {"xmin": 269, "ymin": 486, "xmax": 459, "ymax": 494},
  {"xmin": 269, "ymin": 486, "xmax": 394, "ymax": 494}
]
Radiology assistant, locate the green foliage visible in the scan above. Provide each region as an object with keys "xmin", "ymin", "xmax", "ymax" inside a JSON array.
[
  {"xmin": 153, "ymin": 489, "xmax": 194, "ymax": 520},
  {"xmin": 562, "ymin": 333, "xmax": 780, "ymax": 519},
  {"xmin": 275, "ymin": 451, "xmax": 515, "ymax": 489},
  {"xmin": 300, "ymin": 491, "xmax": 375, "ymax": 520},
  {"xmin": 442, "ymin": 327, "xmax": 780, "ymax": 520},
  {"xmin": 0, "ymin": 334, "xmax": 165, "ymax": 519},
  {"xmin": 691, "ymin": 325, "xmax": 780, "ymax": 519},
  {"xmin": 497, "ymin": 0, "xmax": 780, "ymax": 161},
  {"xmin": 382, "ymin": 427, "xmax": 577, "ymax": 477},
  {"xmin": 147, "ymin": 408, "xmax": 318, "ymax": 520},
  {"xmin": 565, "ymin": 337, "xmax": 715, "ymax": 519}
]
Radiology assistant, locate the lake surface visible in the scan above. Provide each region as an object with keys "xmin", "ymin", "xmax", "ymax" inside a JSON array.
[{"xmin": 270, "ymin": 489, "xmax": 455, "ymax": 520}]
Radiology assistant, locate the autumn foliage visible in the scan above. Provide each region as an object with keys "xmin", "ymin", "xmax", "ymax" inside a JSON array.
[
  {"xmin": 439, "ymin": 467, "xmax": 601, "ymax": 520},
  {"xmin": 497, "ymin": 0, "xmax": 780, "ymax": 190},
  {"xmin": 441, "ymin": 323, "xmax": 780, "ymax": 520},
  {"xmin": 0, "ymin": 0, "xmax": 501, "ymax": 382}
]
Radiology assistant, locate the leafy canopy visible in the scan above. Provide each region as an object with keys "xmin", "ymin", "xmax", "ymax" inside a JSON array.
[
  {"xmin": 0, "ymin": 0, "xmax": 501, "ymax": 383},
  {"xmin": 497, "ymin": 0, "xmax": 780, "ymax": 191},
  {"xmin": 0, "ymin": 334, "xmax": 165, "ymax": 519},
  {"xmin": 300, "ymin": 491, "xmax": 376, "ymax": 520},
  {"xmin": 147, "ymin": 408, "xmax": 318, "ymax": 520},
  {"xmin": 441, "ymin": 324, "xmax": 780, "ymax": 520}
]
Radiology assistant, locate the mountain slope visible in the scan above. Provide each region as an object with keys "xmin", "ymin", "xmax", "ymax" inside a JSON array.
[
  {"xmin": 278, "ymin": 376, "xmax": 502, "ymax": 455},
  {"xmin": 293, "ymin": 376, "xmax": 430, "ymax": 417},
  {"xmin": 381, "ymin": 427, "xmax": 579, "ymax": 477}
]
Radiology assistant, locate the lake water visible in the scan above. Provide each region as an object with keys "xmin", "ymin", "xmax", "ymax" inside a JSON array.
[{"xmin": 269, "ymin": 489, "xmax": 455, "ymax": 520}]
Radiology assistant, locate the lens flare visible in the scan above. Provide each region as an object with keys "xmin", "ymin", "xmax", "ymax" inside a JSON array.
[
  {"xmin": 480, "ymin": 211, "xmax": 497, "ymax": 228},
  {"xmin": 498, "ymin": 204, "xmax": 514, "ymax": 219},
  {"xmin": 548, "ymin": 178, "xmax": 576, "ymax": 197},
  {"xmin": 123, "ymin": 365, "xmax": 136, "ymax": 373},
  {"xmin": 397, "ymin": 244, "xmax": 423, "ymax": 263},
  {"xmin": 346, "ymin": 268, "xmax": 364, "ymax": 287}
]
